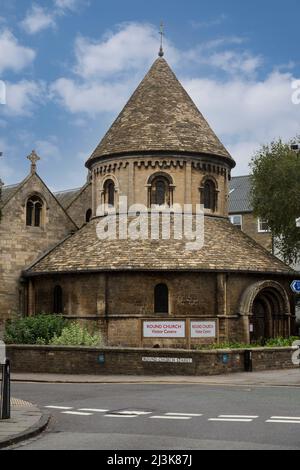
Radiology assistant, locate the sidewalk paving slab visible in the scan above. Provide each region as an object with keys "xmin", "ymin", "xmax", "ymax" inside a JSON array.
[
  {"xmin": 0, "ymin": 399, "xmax": 50, "ymax": 449},
  {"xmin": 11, "ymin": 369, "xmax": 300, "ymax": 387}
]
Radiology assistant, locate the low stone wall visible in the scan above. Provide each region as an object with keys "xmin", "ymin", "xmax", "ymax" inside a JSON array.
[{"xmin": 6, "ymin": 345, "xmax": 298, "ymax": 376}]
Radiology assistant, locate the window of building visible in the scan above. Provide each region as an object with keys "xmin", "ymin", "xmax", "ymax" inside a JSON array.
[
  {"xmin": 103, "ymin": 179, "xmax": 115, "ymax": 206},
  {"xmin": 200, "ymin": 179, "xmax": 217, "ymax": 211},
  {"xmin": 26, "ymin": 196, "xmax": 43, "ymax": 227},
  {"xmin": 154, "ymin": 283, "xmax": 169, "ymax": 314},
  {"xmin": 230, "ymin": 214, "xmax": 242, "ymax": 230},
  {"xmin": 53, "ymin": 285, "xmax": 63, "ymax": 314},
  {"xmin": 85, "ymin": 208, "xmax": 92, "ymax": 223},
  {"xmin": 258, "ymin": 218, "xmax": 270, "ymax": 233},
  {"xmin": 150, "ymin": 176, "xmax": 170, "ymax": 206}
]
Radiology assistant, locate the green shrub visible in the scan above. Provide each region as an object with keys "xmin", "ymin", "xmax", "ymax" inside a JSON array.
[
  {"xmin": 4, "ymin": 314, "xmax": 67, "ymax": 345},
  {"xmin": 196, "ymin": 337, "xmax": 300, "ymax": 350},
  {"xmin": 50, "ymin": 322, "xmax": 103, "ymax": 347},
  {"xmin": 264, "ymin": 336, "xmax": 300, "ymax": 347}
]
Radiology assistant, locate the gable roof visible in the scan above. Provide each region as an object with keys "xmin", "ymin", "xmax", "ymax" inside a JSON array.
[
  {"xmin": 25, "ymin": 216, "xmax": 293, "ymax": 276},
  {"xmin": 86, "ymin": 58, "xmax": 235, "ymax": 167},
  {"xmin": 229, "ymin": 175, "xmax": 253, "ymax": 213},
  {"xmin": 1, "ymin": 183, "xmax": 20, "ymax": 207},
  {"xmin": 0, "ymin": 174, "xmax": 78, "ymax": 229}
]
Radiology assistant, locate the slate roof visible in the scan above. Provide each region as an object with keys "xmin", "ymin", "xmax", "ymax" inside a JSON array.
[
  {"xmin": 1, "ymin": 183, "xmax": 20, "ymax": 206},
  {"xmin": 1, "ymin": 182, "xmax": 84, "ymax": 211},
  {"xmin": 26, "ymin": 216, "xmax": 293, "ymax": 275},
  {"xmin": 229, "ymin": 175, "xmax": 253, "ymax": 213},
  {"xmin": 86, "ymin": 58, "xmax": 234, "ymax": 167},
  {"xmin": 54, "ymin": 187, "xmax": 82, "ymax": 209}
]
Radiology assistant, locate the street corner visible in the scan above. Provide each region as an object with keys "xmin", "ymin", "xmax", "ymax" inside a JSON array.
[{"xmin": 0, "ymin": 398, "xmax": 50, "ymax": 449}]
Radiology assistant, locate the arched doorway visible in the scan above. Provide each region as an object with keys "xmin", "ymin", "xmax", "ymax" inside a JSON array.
[
  {"xmin": 251, "ymin": 287, "xmax": 288, "ymax": 342},
  {"xmin": 239, "ymin": 281, "xmax": 291, "ymax": 343}
]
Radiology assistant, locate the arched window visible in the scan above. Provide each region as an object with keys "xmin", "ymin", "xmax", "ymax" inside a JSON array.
[
  {"xmin": 150, "ymin": 176, "xmax": 171, "ymax": 206},
  {"xmin": 85, "ymin": 208, "xmax": 92, "ymax": 223},
  {"xmin": 103, "ymin": 179, "xmax": 115, "ymax": 206},
  {"xmin": 53, "ymin": 285, "xmax": 63, "ymax": 314},
  {"xmin": 202, "ymin": 180, "xmax": 217, "ymax": 211},
  {"xmin": 26, "ymin": 196, "xmax": 43, "ymax": 227},
  {"xmin": 154, "ymin": 284, "xmax": 169, "ymax": 314}
]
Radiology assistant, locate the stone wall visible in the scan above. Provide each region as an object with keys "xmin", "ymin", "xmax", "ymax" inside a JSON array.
[
  {"xmin": 66, "ymin": 183, "xmax": 92, "ymax": 228},
  {"xmin": 92, "ymin": 155, "xmax": 230, "ymax": 217},
  {"xmin": 29, "ymin": 271, "xmax": 295, "ymax": 346},
  {"xmin": 0, "ymin": 173, "xmax": 77, "ymax": 327},
  {"xmin": 6, "ymin": 345, "xmax": 298, "ymax": 376}
]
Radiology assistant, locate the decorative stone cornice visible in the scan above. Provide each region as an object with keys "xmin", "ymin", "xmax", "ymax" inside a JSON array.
[{"xmin": 92, "ymin": 156, "xmax": 229, "ymax": 179}]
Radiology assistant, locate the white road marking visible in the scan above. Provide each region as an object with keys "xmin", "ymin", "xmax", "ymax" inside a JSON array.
[
  {"xmin": 45, "ymin": 406, "xmax": 73, "ymax": 410},
  {"xmin": 218, "ymin": 415, "xmax": 259, "ymax": 419},
  {"xmin": 209, "ymin": 418, "xmax": 253, "ymax": 422},
  {"xmin": 267, "ymin": 419, "xmax": 300, "ymax": 424},
  {"xmin": 62, "ymin": 411, "xmax": 93, "ymax": 416},
  {"xmin": 116, "ymin": 411, "xmax": 152, "ymax": 415},
  {"xmin": 104, "ymin": 414, "xmax": 137, "ymax": 418},
  {"xmin": 165, "ymin": 413, "xmax": 202, "ymax": 417},
  {"xmin": 150, "ymin": 416, "xmax": 191, "ymax": 420},
  {"xmin": 270, "ymin": 416, "xmax": 300, "ymax": 420},
  {"xmin": 78, "ymin": 408, "xmax": 108, "ymax": 413}
]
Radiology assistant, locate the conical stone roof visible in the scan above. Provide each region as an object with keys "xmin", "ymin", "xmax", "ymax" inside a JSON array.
[{"xmin": 86, "ymin": 58, "xmax": 234, "ymax": 167}]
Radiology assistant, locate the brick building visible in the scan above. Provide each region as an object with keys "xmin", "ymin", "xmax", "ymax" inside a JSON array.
[{"xmin": 0, "ymin": 55, "xmax": 296, "ymax": 346}]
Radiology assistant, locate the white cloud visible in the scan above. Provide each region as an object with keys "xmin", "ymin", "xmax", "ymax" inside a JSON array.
[
  {"xmin": 50, "ymin": 23, "xmax": 180, "ymax": 114},
  {"xmin": 184, "ymin": 71, "xmax": 300, "ymax": 173},
  {"xmin": 21, "ymin": 5, "xmax": 56, "ymax": 35},
  {"xmin": 20, "ymin": 1, "xmax": 88, "ymax": 35},
  {"xmin": 51, "ymin": 77, "xmax": 131, "ymax": 114},
  {"xmin": 74, "ymin": 23, "xmax": 179, "ymax": 79},
  {"xmin": 0, "ymin": 29, "xmax": 35, "ymax": 73},
  {"xmin": 48, "ymin": 21, "xmax": 300, "ymax": 175},
  {"xmin": 4, "ymin": 80, "xmax": 44, "ymax": 116},
  {"xmin": 54, "ymin": 0, "xmax": 85, "ymax": 11},
  {"xmin": 35, "ymin": 138, "xmax": 62, "ymax": 161},
  {"xmin": 208, "ymin": 51, "xmax": 263, "ymax": 76}
]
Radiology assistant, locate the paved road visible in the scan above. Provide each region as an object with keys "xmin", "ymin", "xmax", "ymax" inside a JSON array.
[{"xmin": 9, "ymin": 382, "xmax": 300, "ymax": 450}]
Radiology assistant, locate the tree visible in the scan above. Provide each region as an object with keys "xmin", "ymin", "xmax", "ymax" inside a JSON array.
[{"xmin": 250, "ymin": 138, "xmax": 300, "ymax": 265}]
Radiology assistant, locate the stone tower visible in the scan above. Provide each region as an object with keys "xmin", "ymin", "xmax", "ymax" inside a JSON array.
[{"xmin": 86, "ymin": 57, "xmax": 235, "ymax": 218}]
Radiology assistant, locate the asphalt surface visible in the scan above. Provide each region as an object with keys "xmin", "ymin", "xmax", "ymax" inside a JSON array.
[{"xmin": 8, "ymin": 382, "xmax": 300, "ymax": 450}]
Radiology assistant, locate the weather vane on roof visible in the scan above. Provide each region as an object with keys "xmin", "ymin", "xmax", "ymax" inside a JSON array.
[
  {"xmin": 27, "ymin": 150, "xmax": 41, "ymax": 174},
  {"xmin": 158, "ymin": 21, "xmax": 164, "ymax": 57}
]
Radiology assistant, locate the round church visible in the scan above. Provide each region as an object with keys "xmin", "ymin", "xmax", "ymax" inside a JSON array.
[{"xmin": 23, "ymin": 55, "xmax": 296, "ymax": 348}]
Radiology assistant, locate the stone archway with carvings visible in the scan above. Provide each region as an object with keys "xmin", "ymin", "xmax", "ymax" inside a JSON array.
[{"xmin": 238, "ymin": 280, "xmax": 291, "ymax": 343}]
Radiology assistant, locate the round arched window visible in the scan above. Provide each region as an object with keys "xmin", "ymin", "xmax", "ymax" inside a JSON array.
[
  {"xmin": 202, "ymin": 180, "xmax": 217, "ymax": 211},
  {"xmin": 85, "ymin": 208, "xmax": 92, "ymax": 223},
  {"xmin": 103, "ymin": 179, "xmax": 115, "ymax": 207},
  {"xmin": 150, "ymin": 176, "xmax": 170, "ymax": 206},
  {"xmin": 154, "ymin": 283, "xmax": 169, "ymax": 314}
]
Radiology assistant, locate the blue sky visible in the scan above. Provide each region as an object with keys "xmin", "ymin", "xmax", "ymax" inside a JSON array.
[{"xmin": 0, "ymin": 0, "xmax": 300, "ymax": 191}]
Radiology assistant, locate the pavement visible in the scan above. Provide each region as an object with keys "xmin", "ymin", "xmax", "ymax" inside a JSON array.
[
  {"xmin": 0, "ymin": 398, "xmax": 49, "ymax": 449},
  {"xmin": 11, "ymin": 368, "xmax": 300, "ymax": 387}
]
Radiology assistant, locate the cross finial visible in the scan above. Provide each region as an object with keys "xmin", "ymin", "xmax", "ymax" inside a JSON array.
[
  {"xmin": 27, "ymin": 150, "xmax": 40, "ymax": 174},
  {"xmin": 158, "ymin": 21, "xmax": 164, "ymax": 57}
]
